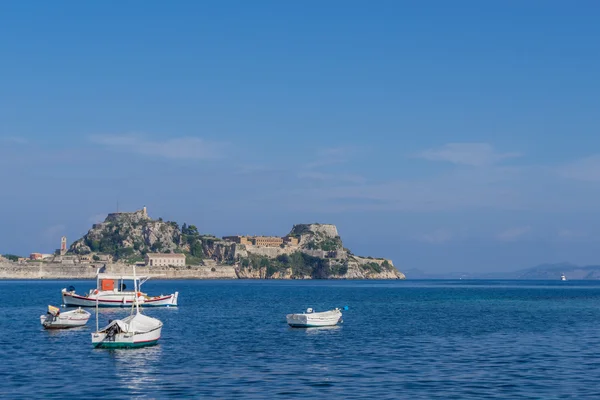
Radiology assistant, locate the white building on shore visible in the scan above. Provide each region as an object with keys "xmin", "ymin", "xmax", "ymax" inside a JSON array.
[{"xmin": 144, "ymin": 253, "xmax": 186, "ymax": 267}]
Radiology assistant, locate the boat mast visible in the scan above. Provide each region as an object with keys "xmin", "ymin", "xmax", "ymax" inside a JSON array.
[
  {"xmin": 133, "ymin": 265, "xmax": 140, "ymax": 314},
  {"xmin": 95, "ymin": 284, "xmax": 99, "ymax": 331},
  {"xmin": 95, "ymin": 267, "xmax": 99, "ymax": 331}
]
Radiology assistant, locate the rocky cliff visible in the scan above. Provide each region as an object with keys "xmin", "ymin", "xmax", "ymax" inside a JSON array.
[
  {"xmin": 235, "ymin": 223, "xmax": 404, "ymax": 279},
  {"xmin": 67, "ymin": 209, "xmax": 405, "ymax": 279},
  {"xmin": 70, "ymin": 208, "xmax": 184, "ymax": 261}
]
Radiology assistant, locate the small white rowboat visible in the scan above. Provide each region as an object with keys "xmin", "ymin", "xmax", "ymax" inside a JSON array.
[
  {"xmin": 286, "ymin": 307, "xmax": 343, "ymax": 328},
  {"xmin": 40, "ymin": 305, "xmax": 91, "ymax": 329}
]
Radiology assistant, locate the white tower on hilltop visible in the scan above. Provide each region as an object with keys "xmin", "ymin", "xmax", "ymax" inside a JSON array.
[
  {"xmin": 60, "ymin": 236, "xmax": 67, "ymax": 255},
  {"xmin": 143, "ymin": 206, "xmax": 147, "ymax": 217}
]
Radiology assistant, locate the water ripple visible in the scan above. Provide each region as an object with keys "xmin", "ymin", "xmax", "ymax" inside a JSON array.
[{"xmin": 2, "ymin": 279, "xmax": 600, "ymax": 398}]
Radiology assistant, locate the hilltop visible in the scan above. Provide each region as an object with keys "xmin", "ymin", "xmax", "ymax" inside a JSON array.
[
  {"xmin": 67, "ymin": 207, "xmax": 405, "ymax": 280},
  {"xmin": 489, "ymin": 263, "xmax": 600, "ymax": 280}
]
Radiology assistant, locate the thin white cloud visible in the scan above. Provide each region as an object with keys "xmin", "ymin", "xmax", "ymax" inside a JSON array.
[
  {"xmin": 416, "ymin": 229, "xmax": 454, "ymax": 244},
  {"xmin": 2, "ymin": 136, "xmax": 28, "ymax": 144},
  {"xmin": 558, "ymin": 155, "xmax": 600, "ymax": 182},
  {"xmin": 90, "ymin": 134, "xmax": 226, "ymax": 160},
  {"xmin": 295, "ymin": 167, "xmax": 526, "ymax": 212},
  {"xmin": 496, "ymin": 226, "xmax": 531, "ymax": 241},
  {"xmin": 297, "ymin": 171, "xmax": 366, "ymax": 184},
  {"xmin": 42, "ymin": 224, "xmax": 66, "ymax": 241},
  {"xmin": 416, "ymin": 143, "xmax": 521, "ymax": 166},
  {"xmin": 558, "ymin": 229, "xmax": 579, "ymax": 238},
  {"xmin": 296, "ymin": 146, "xmax": 367, "ymax": 184},
  {"xmin": 554, "ymin": 229, "xmax": 594, "ymax": 242},
  {"xmin": 305, "ymin": 146, "xmax": 360, "ymax": 169}
]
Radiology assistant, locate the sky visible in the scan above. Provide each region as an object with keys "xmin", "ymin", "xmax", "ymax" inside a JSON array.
[{"xmin": 1, "ymin": 1, "xmax": 600, "ymax": 273}]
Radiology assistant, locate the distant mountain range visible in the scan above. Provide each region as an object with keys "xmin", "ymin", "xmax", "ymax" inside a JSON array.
[{"xmin": 405, "ymin": 263, "xmax": 600, "ymax": 280}]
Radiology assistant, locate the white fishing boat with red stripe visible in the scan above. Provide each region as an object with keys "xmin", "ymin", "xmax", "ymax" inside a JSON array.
[
  {"xmin": 62, "ymin": 271, "xmax": 178, "ymax": 308},
  {"xmin": 92, "ymin": 266, "xmax": 163, "ymax": 349}
]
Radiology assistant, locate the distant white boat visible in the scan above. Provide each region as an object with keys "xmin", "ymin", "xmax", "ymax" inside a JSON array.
[
  {"xmin": 91, "ymin": 266, "xmax": 163, "ymax": 349},
  {"xmin": 286, "ymin": 307, "xmax": 344, "ymax": 328},
  {"xmin": 40, "ymin": 305, "xmax": 91, "ymax": 329},
  {"xmin": 62, "ymin": 270, "xmax": 178, "ymax": 308},
  {"xmin": 561, "ymin": 273, "xmax": 567, "ymax": 281}
]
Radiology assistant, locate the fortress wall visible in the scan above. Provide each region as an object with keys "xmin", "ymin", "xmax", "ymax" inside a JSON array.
[{"xmin": 0, "ymin": 262, "xmax": 237, "ymax": 280}]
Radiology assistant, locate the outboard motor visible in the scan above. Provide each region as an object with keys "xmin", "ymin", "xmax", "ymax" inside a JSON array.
[{"xmin": 106, "ymin": 324, "xmax": 118, "ymax": 340}]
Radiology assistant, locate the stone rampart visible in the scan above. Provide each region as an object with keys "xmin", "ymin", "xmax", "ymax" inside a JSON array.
[{"xmin": 0, "ymin": 261, "xmax": 237, "ymax": 280}]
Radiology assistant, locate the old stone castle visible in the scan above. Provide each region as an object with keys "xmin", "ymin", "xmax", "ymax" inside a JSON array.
[{"xmin": 222, "ymin": 235, "xmax": 299, "ymax": 247}]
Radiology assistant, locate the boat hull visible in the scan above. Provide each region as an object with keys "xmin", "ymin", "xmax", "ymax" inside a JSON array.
[
  {"xmin": 63, "ymin": 290, "xmax": 178, "ymax": 308},
  {"xmin": 286, "ymin": 309, "xmax": 343, "ymax": 328},
  {"xmin": 40, "ymin": 309, "xmax": 91, "ymax": 329},
  {"xmin": 92, "ymin": 327, "xmax": 162, "ymax": 349}
]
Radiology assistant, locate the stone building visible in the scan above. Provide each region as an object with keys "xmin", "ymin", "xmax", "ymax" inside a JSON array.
[
  {"xmin": 223, "ymin": 235, "xmax": 299, "ymax": 247},
  {"xmin": 252, "ymin": 236, "xmax": 283, "ymax": 247},
  {"xmin": 222, "ymin": 236, "xmax": 253, "ymax": 245},
  {"xmin": 222, "ymin": 235, "xmax": 284, "ymax": 247},
  {"xmin": 145, "ymin": 253, "xmax": 186, "ymax": 267},
  {"xmin": 283, "ymin": 236, "xmax": 299, "ymax": 246}
]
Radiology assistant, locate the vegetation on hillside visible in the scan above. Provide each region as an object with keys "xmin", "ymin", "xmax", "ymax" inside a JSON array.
[
  {"xmin": 238, "ymin": 251, "xmax": 349, "ymax": 279},
  {"xmin": 62, "ymin": 212, "xmax": 400, "ymax": 278},
  {"xmin": 181, "ymin": 223, "xmax": 203, "ymax": 265},
  {"xmin": 305, "ymin": 236, "xmax": 343, "ymax": 251},
  {"xmin": 3, "ymin": 254, "xmax": 20, "ymax": 262}
]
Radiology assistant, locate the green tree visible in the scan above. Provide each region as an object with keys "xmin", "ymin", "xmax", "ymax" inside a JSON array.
[
  {"xmin": 190, "ymin": 240, "xmax": 203, "ymax": 258},
  {"xmin": 187, "ymin": 225, "xmax": 199, "ymax": 236},
  {"xmin": 151, "ymin": 240, "xmax": 164, "ymax": 252},
  {"xmin": 4, "ymin": 254, "xmax": 20, "ymax": 262},
  {"xmin": 276, "ymin": 254, "xmax": 290, "ymax": 264}
]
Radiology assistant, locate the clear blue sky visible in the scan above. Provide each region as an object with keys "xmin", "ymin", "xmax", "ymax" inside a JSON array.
[{"xmin": 1, "ymin": 1, "xmax": 600, "ymax": 273}]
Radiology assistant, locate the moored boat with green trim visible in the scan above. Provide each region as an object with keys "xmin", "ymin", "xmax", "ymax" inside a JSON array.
[
  {"xmin": 92, "ymin": 266, "xmax": 163, "ymax": 349},
  {"xmin": 92, "ymin": 313, "xmax": 162, "ymax": 348}
]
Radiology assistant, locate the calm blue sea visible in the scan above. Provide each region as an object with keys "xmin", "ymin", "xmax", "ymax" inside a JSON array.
[{"xmin": 2, "ymin": 279, "xmax": 600, "ymax": 399}]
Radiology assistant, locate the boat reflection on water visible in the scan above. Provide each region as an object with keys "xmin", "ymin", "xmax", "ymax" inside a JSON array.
[
  {"xmin": 299, "ymin": 325, "xmax": 342, "ymax": 335},
  {"xmin": 44, "ymin": 325, "xmax": 88, "ymax": 338},
  {"xmin": 106, "ymin": 345, "xmax": 163, "ymax": 394}
]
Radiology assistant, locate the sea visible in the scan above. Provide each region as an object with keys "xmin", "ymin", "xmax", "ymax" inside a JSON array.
[{"xmin": 2, "ymin": 279, "xmax": 600, "ymax": 399}]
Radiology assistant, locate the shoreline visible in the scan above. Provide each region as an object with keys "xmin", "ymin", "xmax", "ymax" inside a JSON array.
[{"xmin": 0, "ymin": 261, "xmax": 402, "ymax": 280}]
